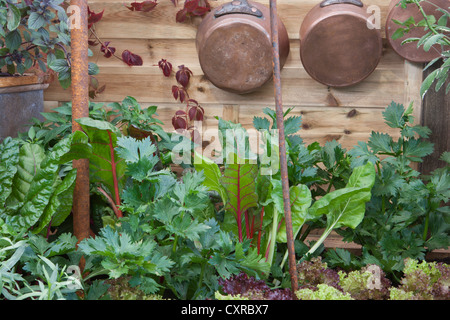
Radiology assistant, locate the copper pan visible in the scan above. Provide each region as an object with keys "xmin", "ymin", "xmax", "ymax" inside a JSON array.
[
  {"xmin": 196, "ymin": 0, "xmax": 290, "ymax": 94},
  {"xmin": 299, "ymin": 0, "xmax": 383, "ymax": 87},
  {"xmin": 386, "ymin": 0, "xmax": 450, "ymax": 63}
]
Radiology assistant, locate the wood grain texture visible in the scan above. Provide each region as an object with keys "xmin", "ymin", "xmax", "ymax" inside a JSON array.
[
  {"xmin": 85, "ymin": 0, "xmax": 393, "ymax": 40},
  {"xmin": 0, "ymin": 74, "xmax": 39, "ymax": 88},
  {"xmin": 44, "ymin": 0, "xmax": 424, "ymax": 153}
]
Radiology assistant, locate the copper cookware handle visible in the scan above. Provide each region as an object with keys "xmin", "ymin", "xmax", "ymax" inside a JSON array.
[
  {"xmin": 320, "ymin": 0, "xmax": 363, "ymax": 7},
  {"xmin": 214, "ymin": 0, "xmax": 263, "ymax": 18}
]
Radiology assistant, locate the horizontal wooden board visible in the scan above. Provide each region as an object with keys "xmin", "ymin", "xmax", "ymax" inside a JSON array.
[
  {"xmin": 44, "ymin": 67, "xmax": 410, "ymax": 106},
  {"xmin": 44, "ymin": 0, "xmax": 424, "ymax": 158},
  {"xmin": 45, "ymin": 0, "xmax": 422, "ymax": 110},
  {"xmin": 87, "ymin": 38, "xmax": 406, "ymax": 75},
  {"xmin": 0, "ymin": 74, "xmax": 39, "ymax": 88},
  {"xmin": 44, "ymin": 100, "xmax": 402, "ymax": 151},
  {"xmin": 86, "ymin": 0, "xmax": 394, "ymax": 40}
]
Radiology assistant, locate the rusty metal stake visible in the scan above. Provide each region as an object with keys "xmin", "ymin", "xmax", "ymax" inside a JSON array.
[
  {"xmin": 269, "ymin": 0, "xmax": 299, "ymax": 293},
  {"xmin": 70, "ymin": 0, "xmax": 90, "ymax": 255}
]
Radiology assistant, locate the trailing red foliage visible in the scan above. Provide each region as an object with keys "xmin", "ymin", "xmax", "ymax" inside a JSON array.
[
  {"xmin": 87, "ymin": 7, "xmax": 104, "ymax": 29},
  {"xmin": 157, "ymin": 58, "xmax": 204, "ymax": 138},
  {"xmin": 175, "ymin": 0, "xmax": 211, "ymax": 23},
  {"xmin": 158, "ymin": 59, "xmax": 173, "ymax": 77},
  {"xmin": 122, "ymin": 50, "xmax": 143, "ymax": 66},
  {"xmin": 88, "ymin": 7, "xmax": 143, "ymax": 67},
  {"xmin": 125, "ymin": 1, "xmax": 158, "ymax": 12},
  {"xmin": 100, "ymin": 41, "xmax": 115, "ymax": 58},
  {"xmin": 176, "ymin": 65, "xmax": 193, "ymax": 88}
]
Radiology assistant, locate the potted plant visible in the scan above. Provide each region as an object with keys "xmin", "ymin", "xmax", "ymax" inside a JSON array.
[{"xmin": 0, "ymin": 0, "xmax": 98, "ymax": 140}]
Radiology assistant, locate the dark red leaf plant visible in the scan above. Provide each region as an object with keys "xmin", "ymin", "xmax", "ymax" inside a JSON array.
[
  {"xmin": 88, "ymin": 7, "xmax": 144, "ymax": 67},
  {"xmin": 85, "ymin": 6, "xmax": 145, "ymax": 98},
  {"xmin": 172, "ymin": 0, "xmax": 211, "ymax": 23},
  {"xmin": 172, "ymin": 99, "xmax": 205, "ymax": 142},
  {"xmin": 157, "ymin": 58, "xmax": 204, "ymax": 143},
  {"xmin": 125, "ymin": 1, "xmax": 159, "ymax": 12}
]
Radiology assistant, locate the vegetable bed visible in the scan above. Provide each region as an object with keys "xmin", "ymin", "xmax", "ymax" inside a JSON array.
[{"xmin": 1, "ymin": 98, "xmax": 448, "ymax": 301}]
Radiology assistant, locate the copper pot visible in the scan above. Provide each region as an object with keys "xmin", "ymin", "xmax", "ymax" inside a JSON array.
[
  {"xmin": 299, "ymin": 0, "xmax": 383, "ymax": 87},
  {"xmin": 386, "ymin": 0, "xmax": 449, "ymax": 63},
  {"xmin": 196, "ymin": 0, "xmax": 290, "ymax": 94}
]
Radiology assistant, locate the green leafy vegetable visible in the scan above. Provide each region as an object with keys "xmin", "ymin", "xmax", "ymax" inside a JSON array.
[{"xmin": 307, "ymin": 162, "xmax": 375, "ymax": 255}]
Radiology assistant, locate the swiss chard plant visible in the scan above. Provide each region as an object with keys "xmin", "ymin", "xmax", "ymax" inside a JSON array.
[
  {"xmin": 0, "ymin": 131, "xmax": 90, "ymax": 237},
  {"xmin": 75, "ymin": 117, "xmax": 126, "ymax": 219},
  {"xmin": 193, "ymin": 110, "xmax": 376, "ymax": 281}
]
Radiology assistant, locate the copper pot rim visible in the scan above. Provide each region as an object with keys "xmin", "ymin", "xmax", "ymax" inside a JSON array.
[
  {"xmin": 300, "ymin": 3, "xmax": 376, "ymax": 39},
  {"xmin": 198, "ymin": 18, "xmax": 271, "ymax": 48}
]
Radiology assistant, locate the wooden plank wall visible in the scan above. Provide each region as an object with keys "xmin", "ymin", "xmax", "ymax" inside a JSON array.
[{"xmin": 44, "ymin": 0, "xmax": 424, "ymax": 151}]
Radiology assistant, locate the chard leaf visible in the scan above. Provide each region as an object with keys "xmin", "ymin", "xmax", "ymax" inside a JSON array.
[
  {"xmin": 3, "ymin": 132, "xmax": 89, "ymax": 230},
  {"xmin": 33, "ymin": 168, "xmax": 77, "ymax": 234},
  {"xmin": 309, "ymin": 187, "xmax": 370, "ymax": 227},
  {"xmin": 76, "ymin": 118, "xmax": 126, "ymax": 205},
  {"xmin": 307, "ymin": 162, "xmax": 375, "ymax": 255},
  {"xmin": 277, "ymin": 184, "xmax": 312, "ymax": 243},
  {"xmin": 6, "ymin": 143, "xmax": 46, "ymax": 207},
  {"xmin": 0, "ymin": 138, "xmax": 20, "ymax": 209},
  {"xmin": 346, "ymin": 161, "xmax": 376, "ymax": 190},
  {"xmin": 221, "ymin": 153, "xmax": 258, "ymax": 218},
  {"xmin": 9, "ymin": 133, "xmax": 80, "ymax": 229}
]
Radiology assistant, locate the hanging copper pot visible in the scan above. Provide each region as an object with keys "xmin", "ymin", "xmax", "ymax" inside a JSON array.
[
  {"xmin": 196, "ymin": 0, "xmax": 290, "ymax": 94},
  {"xmin": 386, "ymin": 0, "xmax": 450, "ymax": 63},
  {"xmin": 299, "ymin": 0, "xmax": 383, "ymax": 87}
]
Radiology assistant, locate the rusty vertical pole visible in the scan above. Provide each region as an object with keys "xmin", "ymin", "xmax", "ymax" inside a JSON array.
[
  {"xmin": 269, "ymin": 0, "xmax": 299, "ymax": 293},
  {"xmin": 70, "ymin": 0, "xmax": 90, "ymax": 251}
]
